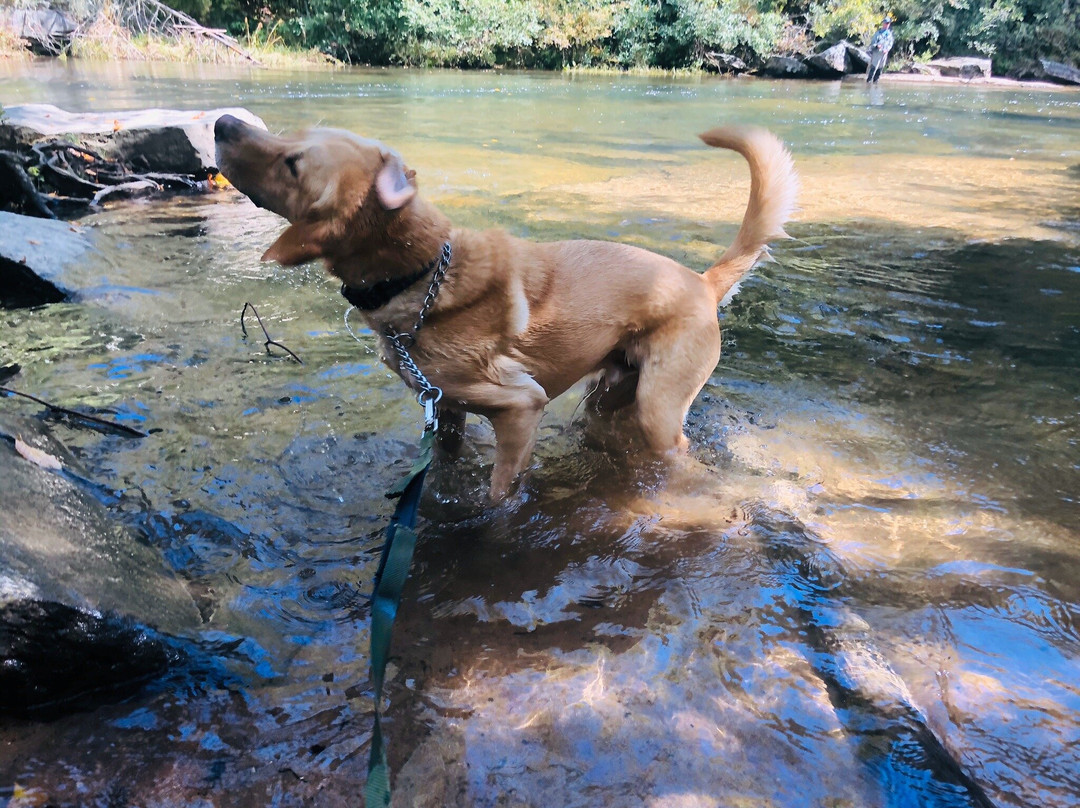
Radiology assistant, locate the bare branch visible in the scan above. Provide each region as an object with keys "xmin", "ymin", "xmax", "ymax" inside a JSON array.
[
  {"xmin": 240, "ymin": 302, "xmax": 303, "ymax": 364},
  {"xmin": 0, "ymin": 385, "xmax": 149, "ymax": 438},
  {"xmin": 0, "ymin": 151, "xmax": 56, "ymax": 219}
]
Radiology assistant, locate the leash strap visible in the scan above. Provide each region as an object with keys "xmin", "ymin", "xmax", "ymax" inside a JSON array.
[
  {"xmin": 365, "ymin": 428, "xmax": 435, "ymax": 808},
  {"xmin": 351, "ymin": 241, "xmax": 451, "ymax": 806}
]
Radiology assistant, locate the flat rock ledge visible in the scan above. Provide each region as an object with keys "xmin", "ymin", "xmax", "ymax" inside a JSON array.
[
  {"xmin": 925, "ymin": 56, "xmax": 992, "ymax": 79},
  {"xmin": 0, "ymin": 104, "xmax": 266, "ymax": 219},
  {"xmin": 1, "ymin": 104, "xmax": 265, "ymax": 175},
  {"xmin": 0, "ymin": 413, "xmax": 201, "ymax": 716}
]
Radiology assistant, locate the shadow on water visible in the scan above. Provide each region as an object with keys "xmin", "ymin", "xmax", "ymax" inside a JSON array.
[{"xmin": 725, "ymin": 230, "xmax": 1080, "ymax": 531}]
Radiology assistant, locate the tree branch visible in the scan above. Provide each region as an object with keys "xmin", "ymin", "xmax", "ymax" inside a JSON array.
[
  {"xmin": 0, "ymin": 386, "xmax": 149, "ymax": 438},
  {"xmin": 240, "ymin": 302, "xmax": 303, "ymax": 364}
]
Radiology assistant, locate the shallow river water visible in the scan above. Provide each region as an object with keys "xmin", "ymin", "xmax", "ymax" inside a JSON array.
[{"xmin": 1, "ymin": 62, "xmax": 1079, "ymax": 807}]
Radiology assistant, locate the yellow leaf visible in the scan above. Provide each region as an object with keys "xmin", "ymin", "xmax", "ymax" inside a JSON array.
[{"xmin": 11, "ymin": 783, "xmax": 50, "ymax": 807}]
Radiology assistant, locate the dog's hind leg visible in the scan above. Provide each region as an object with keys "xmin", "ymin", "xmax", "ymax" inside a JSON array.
[{"xmin": 632, "ymin": 317, "xmax": 720, "ymax": 454}]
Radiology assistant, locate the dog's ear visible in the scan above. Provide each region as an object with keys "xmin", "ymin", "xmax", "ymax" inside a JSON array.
[
  {"xmin": 262, "ymin": 222, "xmax": 323, "ymax": 266},
  {"xmin": 375, "ymin": 151, "xmax": 416, "ymax": 211}
]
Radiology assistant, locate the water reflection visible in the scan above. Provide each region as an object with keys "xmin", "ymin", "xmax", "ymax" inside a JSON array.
[{"xmin": 1, "ymin": 63, "xmax": 1079, "ymax": 806}]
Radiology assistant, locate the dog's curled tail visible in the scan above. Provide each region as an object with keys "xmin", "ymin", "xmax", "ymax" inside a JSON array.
[{"xmin": 698, "ymin": 126, "xmax": 798, "ymax": 306}]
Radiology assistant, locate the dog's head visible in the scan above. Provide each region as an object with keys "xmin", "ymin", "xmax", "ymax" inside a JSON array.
[{"xmin": 214, "ymin": 114, "xmax": 417, "ymax": 267}]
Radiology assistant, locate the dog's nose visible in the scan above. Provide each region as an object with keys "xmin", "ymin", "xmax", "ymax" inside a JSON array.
[{"xmin": 214, "ymin": 114, "xmax": 245, "ymax": 142}]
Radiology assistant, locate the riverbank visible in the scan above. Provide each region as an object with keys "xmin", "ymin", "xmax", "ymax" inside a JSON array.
[
  {"xmin": 0, "ymin": 17, "xmax": 332, "ymax": 68},
  {"xmin": 561, "ymin": 64, "xmax": 1079, "ymax": 91},
  {"xmin": 2, "ymin": 41, "xmax": 1076, "ymax": 91},
  {"xmin": 2, "ymin": 55, "xmax": 1077, "ymax": 95},
  {"xmin": 871, "ymin": 70, "xmax": 1078, "ymax": 91}
]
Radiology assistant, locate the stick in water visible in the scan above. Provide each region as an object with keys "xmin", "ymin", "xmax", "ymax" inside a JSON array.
[
  {"xmin": 240, "ymin": 302, "xmax": 303, "ymax": 364},
  {"xmin": 0, "ymin": 386, "xmax": 149, "ymax": 438}
]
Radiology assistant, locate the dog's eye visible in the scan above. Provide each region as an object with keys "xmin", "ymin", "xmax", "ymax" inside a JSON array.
[{"xmin": 284, "ymin": 153, "xmax": 302, "ymax": 178}]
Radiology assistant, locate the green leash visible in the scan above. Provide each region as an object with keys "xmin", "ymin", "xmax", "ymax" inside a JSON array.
[
  {"xmin": 364, "ymin": 426, "xmax": 435, "ymax": 808},
  {"xmin": 350, "ymin": 241, "xmax": 453, "ymax": 808}
]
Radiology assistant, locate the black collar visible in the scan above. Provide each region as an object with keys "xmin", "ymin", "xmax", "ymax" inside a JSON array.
[{"xmin": 340, "ymin": 262, "xmax": 435, "ymax": 312}]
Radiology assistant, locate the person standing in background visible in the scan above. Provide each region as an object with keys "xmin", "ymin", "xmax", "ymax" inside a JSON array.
[{"xmin": 866, "ymin": 17, "xmax": 894, "ymax": 82}]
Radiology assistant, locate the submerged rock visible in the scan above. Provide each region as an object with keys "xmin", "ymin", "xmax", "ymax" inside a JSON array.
[
  {"xmin": 0, "ymin": 413, "xmax": 200, "ymax": 631},
  {"xmin": 0, "ymin": 599, "xmax": 181, "ymax": 718},
  {"xmin": 0, "ymin": 211, "xmax": 95, "ymax": 307},
  {"xmin": 0, "ymin": 414, "xmax": 200, "ymax": 715}
]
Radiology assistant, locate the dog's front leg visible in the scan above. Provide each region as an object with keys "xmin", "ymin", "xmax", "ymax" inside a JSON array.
[
  {"xmin": 448, "ymin": 359, "xmax": 548, "ymax": 501},
  {"xmin": 488, "ymin": 404, "xmax": 545, "ymax": 501}
]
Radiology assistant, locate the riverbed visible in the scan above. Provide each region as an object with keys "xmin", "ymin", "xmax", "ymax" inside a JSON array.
[{"xmin": 1, "ymin": 61, "xmax": 1079, "ymax": 807}]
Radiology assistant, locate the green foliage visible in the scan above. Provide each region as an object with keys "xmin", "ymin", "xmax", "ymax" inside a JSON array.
[
  {"xmin": 141, "ymin": 0, "xmax": 1080, "ymax": 73},
  {"xmin": 613, "ymin": 0, "xmax": 784, "ymax": 68},
  {"xmin": 669, "ymin": 0, "xmax": 784, "ymax": 62},
  {"xmin": 167, "ymin": 0, "xmax": 214, "ymax": 19},
  {"xmin": 875, "ymin": 0, "xmax": 1079, "ymax": 70},
  {"xmin": 285, "ymin": 0, "xmax": 406, "ymax": 62},
  {"xmin": 611, "ymin": 0, "xmax": 662, "ymax": 67},
  {"xmin": 402, "ymin": 0, "xmax": 542, "ymax": 66},
  {"xmin": 535, "ymin": 0, "xmax": 623, "ymax": 67},
  {"xmin": 806, "ymin": 0, "xmax": 882, "ymax": 42},
  {"xmin": 972, "ymin": 0, "xmax": 1080, "ymax": 71}
]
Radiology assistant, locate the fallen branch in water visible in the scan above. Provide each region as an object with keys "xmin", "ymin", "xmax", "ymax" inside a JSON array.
[
  {"xmin": 1, "ymin": 140, "xmax": 213, "ymax": 219},
  {"xmin": 0, "ymin": 385, "xmax": 149, "ymax": 438},
  {"xmin": 240, "ymin": 302, "xmax": 303, "ymax": 364},
  {"xmin": 0, "ymin": 151, "xmax": 57, "ymax": 219}
]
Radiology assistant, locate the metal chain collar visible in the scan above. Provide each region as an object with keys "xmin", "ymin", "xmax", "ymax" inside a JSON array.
[{"xmin": 383, "ymin": 241, "xmax": 452, "ymax": 430}]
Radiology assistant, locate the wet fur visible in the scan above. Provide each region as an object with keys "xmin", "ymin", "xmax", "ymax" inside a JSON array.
[{"xmin": 214, "ymin": 115, "xmax": 798, "ymax": 501}]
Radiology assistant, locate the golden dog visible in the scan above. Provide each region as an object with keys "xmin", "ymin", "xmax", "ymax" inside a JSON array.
[{"xmin": 214, "ymin": 115, "xmax": 797, "ymax": 501}]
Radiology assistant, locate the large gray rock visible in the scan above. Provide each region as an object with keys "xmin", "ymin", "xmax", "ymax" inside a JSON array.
[
  {"xmin": 927, "ymin": 57, "xmax": 992, "ymax": 79},
  {"xmin": 806, "ymin": 42, "xmax": 851, "ymax": 77},
  {"xmin": 0, "ymin": 413, "xmax": 200, "ymax": 634},
  {"xmin": 0, "ymin": 413, "xmax": 201, "ymax": 716},
  {"xmin": 1040, "ymin": 59, "xmax": 1080, "ymax": 85},
  {"xmin": 0, "ymin": 104, "xmax": 266, "ymax": 175},
  {"xmin": 0, "ymin": 211, "xmax": 95, "ymax": 307},
  {"xmin": 761, "ymin": 55, "xmax": 810, "ymax": 78},
  {"xmin": 842, "ymin": 40, "xmax": 871, "ymax": 71}
]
